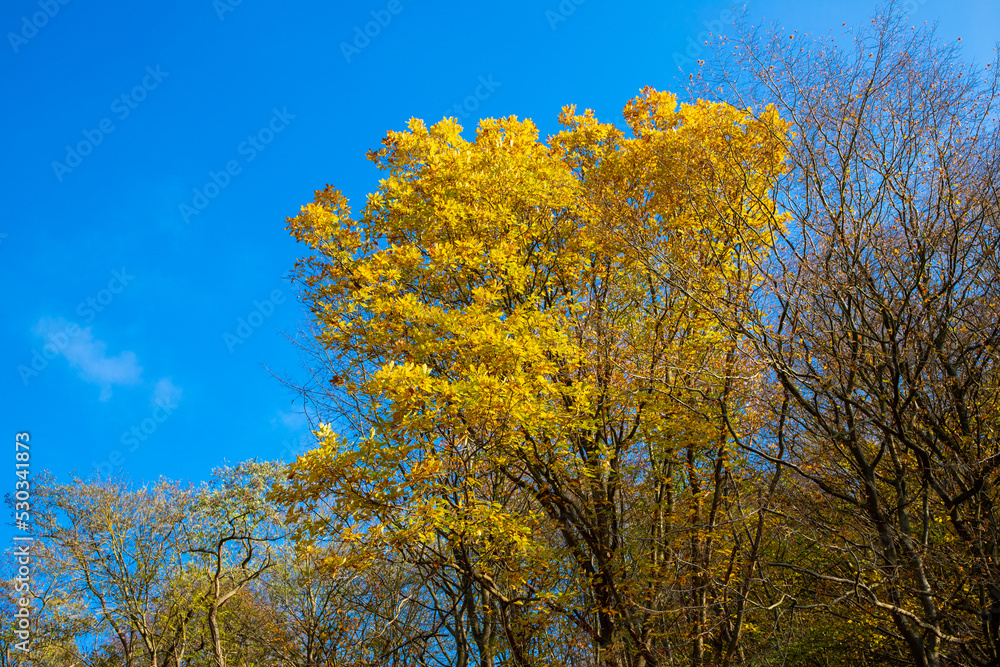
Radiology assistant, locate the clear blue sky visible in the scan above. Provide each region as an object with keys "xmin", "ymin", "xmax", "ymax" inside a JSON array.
[{"xmin": 1, "ymin": 0, "xmax": 996, "ymax": 544}]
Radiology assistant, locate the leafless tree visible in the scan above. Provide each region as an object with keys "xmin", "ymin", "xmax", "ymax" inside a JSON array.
[{"xmin": 688, "ymin": 3, "xmax": 1000, "ymax": 665}]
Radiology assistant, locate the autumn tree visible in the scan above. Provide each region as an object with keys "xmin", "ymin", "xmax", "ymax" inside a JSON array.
[
  {"xmin": 277, "ymin": 87, "xmax": 789, "ymax": 666},
  {"xmin": 31, "ymin": 476, "xmax": 199, "ymax": 667},
  {"xmin": 183, "ymin": 461, "xmax": 288, "ymax": 667},
  {"xmin": 27, "ymin": 464, "xmax": 293, "ymax": 667},
  {"xmin": 688, "ymin": 4, "xmax": 1000, "ymax": 666}
]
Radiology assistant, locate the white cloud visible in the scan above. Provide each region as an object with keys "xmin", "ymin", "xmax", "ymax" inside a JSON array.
[
  {"xmin": 271, "ymin": 408, "xmax": 307, "ymax": 431},
  {"xmin": 271, "ymin": 408, "xmax": 314, "ymax": 462},
  {"xmin": 34, "ymin": 318, "xmax": 142, "ymax": 401},
  {"xmin": 151, "ymin": 377, "xmax": 183, "ymax": 409}
]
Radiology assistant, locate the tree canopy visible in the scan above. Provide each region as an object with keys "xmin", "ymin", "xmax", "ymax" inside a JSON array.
[{"xmin": 278, "ymin": 87, "xmax": 788, "ymax": 666}]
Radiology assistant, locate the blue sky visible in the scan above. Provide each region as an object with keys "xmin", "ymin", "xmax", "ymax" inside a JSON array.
[{"xmin": 1, "ymin": 0, "xmax": 996, "ymax": 545}]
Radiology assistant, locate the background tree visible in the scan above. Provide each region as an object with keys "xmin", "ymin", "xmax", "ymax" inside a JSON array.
[
  {"xmin": 33, "ymin": 476, "xmax": 198, "ymax": 667},
  {"xmin": 28, "ymin": 465, "xmax": 292, "ymax": 667},
  {"xmin": 183, "ymin": 461, "xmax": 287, "ymax": 667},
  {"xmin": 689, "ymin": 4, "xmax": 1000, "ymax": 666}
]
